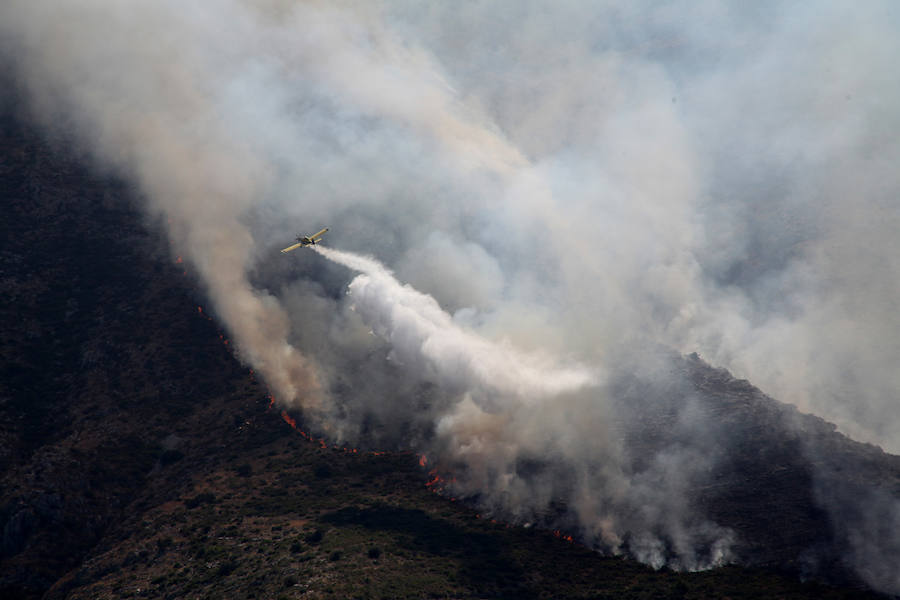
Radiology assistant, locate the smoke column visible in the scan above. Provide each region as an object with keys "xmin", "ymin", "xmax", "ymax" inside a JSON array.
[{"xmin": 2, "ymin": 0, "xmax": 900, "ymax": 589}]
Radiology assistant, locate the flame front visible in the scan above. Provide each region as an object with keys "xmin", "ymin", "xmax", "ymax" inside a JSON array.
[{"xmin": 280, "ymin": 410, "xmax": 297, "ymax": 430}]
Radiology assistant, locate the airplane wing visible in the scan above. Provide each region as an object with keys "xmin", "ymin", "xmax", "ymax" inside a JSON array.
[
  {"xmin": 280, "ymin": 242, "xmax": 304, "ymax": 253},
  {"xmin": 310, "ymin": 228, "xmax": 328, "ymax": 241}
]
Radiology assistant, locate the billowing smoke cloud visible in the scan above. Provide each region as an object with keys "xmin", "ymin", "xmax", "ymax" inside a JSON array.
[{"xmin": 3, "ymin": 0, "xmax": 899, "ymax": 589}]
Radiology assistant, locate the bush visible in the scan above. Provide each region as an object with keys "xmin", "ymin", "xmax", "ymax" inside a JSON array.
[
  {"xmin": 159, "ymin": 449, "xmax": 184, "ymax": 465},
  {"xmin": 367, "ymin": 547, "xmax": 382, "ymax": 560},
  {"xmin": 304, "ymin": 528, "xmax": 323, "ymax": 544},
  {"xmin": 328, "ymin": 550, "xmax": 342, "ymax": 562},
  {"xmin": 185, "ymin": 492, "xmax": 215, "ymax": 509}
]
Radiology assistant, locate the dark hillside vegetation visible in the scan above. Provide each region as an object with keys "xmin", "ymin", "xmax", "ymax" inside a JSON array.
[
  {"xmin": 608, "ymin": 350, "xmax": 900, "ymax": 580},
  {"xmin": 0, "ymin": 101, "xmax": 890, "ymax": 599}
]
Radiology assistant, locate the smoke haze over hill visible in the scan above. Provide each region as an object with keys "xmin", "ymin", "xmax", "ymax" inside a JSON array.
[{"xmin": 3, "ymin": 0, "xmax": 900, "ymax": 591}]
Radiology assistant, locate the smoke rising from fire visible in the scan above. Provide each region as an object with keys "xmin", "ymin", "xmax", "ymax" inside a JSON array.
[
  {"xmin": 312, "ymin": 245, "xmax": 731, "ymax": 570},
  {"xmin": 3, "ymin": 0, "xmax": 900, "ymax": 589}
]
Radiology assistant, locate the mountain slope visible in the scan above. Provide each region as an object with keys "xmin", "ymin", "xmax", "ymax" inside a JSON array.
[{"xmin": 611, "ymin": 349, "xmax": 900, "ymax": 581}]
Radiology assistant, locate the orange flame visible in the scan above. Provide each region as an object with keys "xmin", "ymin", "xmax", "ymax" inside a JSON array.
[
  {"xmin": 552, "ymin": 530, "xmax": 574, "ymax": 543},
  {"xmin": 175, "ymin": 256, "xmax": 183, "ymax": 264},
  {"xmin": 418, "ymin": 454, "xmax": 427, "ymax": 467},
  {"xmin": 275, "ymin": 406, "xmax": 420, "ymax": 462},
  {"xmin": 280, "ymin": 411, "xmax": 297, "ymax": 429}
]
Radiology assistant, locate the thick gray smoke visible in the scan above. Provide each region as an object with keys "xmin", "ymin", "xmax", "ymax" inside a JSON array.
[{"xmin": 3, "ymin": 0, "xmax": 899, "ymax": 588}]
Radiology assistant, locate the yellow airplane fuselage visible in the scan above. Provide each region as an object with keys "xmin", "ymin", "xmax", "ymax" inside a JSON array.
[{"xmin": 281, "ymin": 228, "xmax": 328, "ymax": 253}]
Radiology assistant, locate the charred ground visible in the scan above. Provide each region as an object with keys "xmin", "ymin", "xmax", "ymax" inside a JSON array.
[{"xmin": 0, "ymin": 100, "xmax": 895, "ymax": 599}]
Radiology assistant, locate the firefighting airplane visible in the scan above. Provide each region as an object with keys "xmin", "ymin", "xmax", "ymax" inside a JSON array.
[{"xmin": 280, "ymin": 228, "xmax": 328, "ymax": 253}]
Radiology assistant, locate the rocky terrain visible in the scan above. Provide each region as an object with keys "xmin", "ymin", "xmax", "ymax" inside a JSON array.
[{"xmin": 1, "ymin": 98, "xmax": 897, "ymax": 599}]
